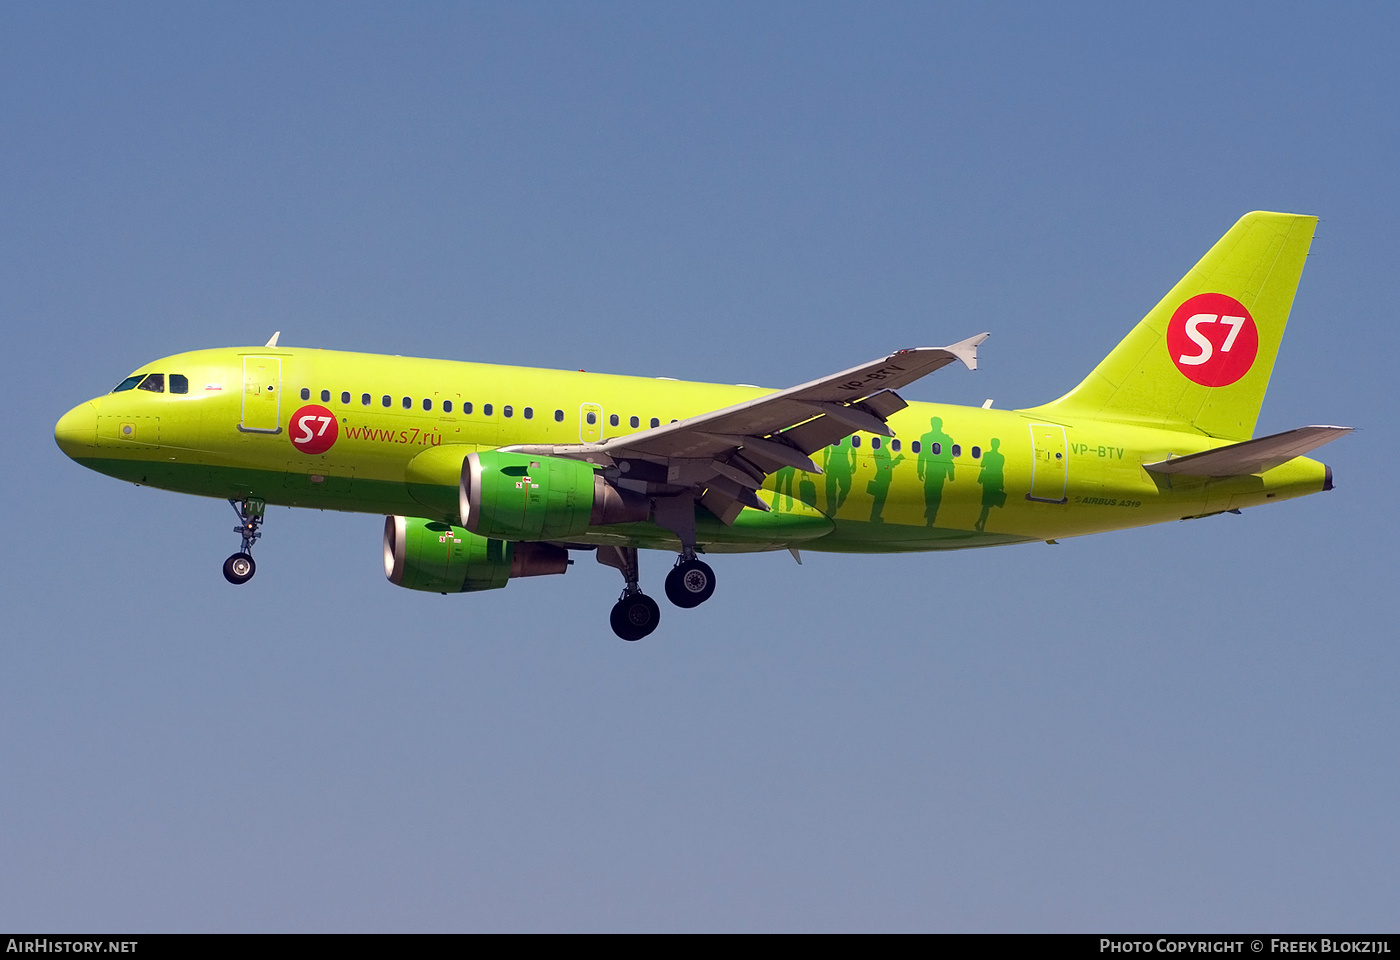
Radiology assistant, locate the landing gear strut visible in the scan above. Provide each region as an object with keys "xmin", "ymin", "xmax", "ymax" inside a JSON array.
[
  {"xmin": 223, "ymin": 497, "xmax": 264, "ymax": 585},
  {"xmin": 665, "ymin": 549, "xmax": 716, "ymax": 608},
  {"xmin": 598, "ymin": 546, "xmax": 660, "ymax": 641}
]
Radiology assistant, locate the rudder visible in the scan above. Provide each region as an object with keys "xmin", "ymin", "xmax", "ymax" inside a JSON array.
[{"xmin": 1031, "ymin": 211, "xmax": 1317, "ymax": 440}]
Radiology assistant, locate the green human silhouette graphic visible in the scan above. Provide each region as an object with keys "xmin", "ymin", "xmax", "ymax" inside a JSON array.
[
  {"xmin": 772, "ymin": 465, "xmax": 796, "ymax": 513},
  {"xmin": 975, "ymin": 437, "xmax": 1007, "ymax": 532},
  {"xmin": 823, "ymin": 439, "xmax": 858, "ymax": 514},
  {"xmin": 866, "ymin": 442, "xmax": 906, "ymax": 522},
  {"xmin": 916, "ymin": 417, "xmax": 957, "ymax": 526},
  {"xmin": 798, "ymin": 477, "xmax": 818, "ymax": 511}
]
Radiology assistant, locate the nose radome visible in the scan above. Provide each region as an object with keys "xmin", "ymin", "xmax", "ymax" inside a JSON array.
[{"xmin": 55, "ymin": 402, "xmax": 98, "ymax": 460}]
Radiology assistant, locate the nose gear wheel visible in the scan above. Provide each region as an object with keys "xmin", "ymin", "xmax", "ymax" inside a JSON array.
[{"xmin": 223, "ymin": 552, "xmax": 256, "ymax": 584}]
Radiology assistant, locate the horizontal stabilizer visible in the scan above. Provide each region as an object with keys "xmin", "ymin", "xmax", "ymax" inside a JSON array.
[{"xmin": 1144, "ymin": 425, "xmax": 1353, "ymax": 477}]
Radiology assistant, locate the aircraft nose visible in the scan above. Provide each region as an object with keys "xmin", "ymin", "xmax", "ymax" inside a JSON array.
[{"xmin": 55, "ymin": 401, "xmax": 98, "ymax": 460}]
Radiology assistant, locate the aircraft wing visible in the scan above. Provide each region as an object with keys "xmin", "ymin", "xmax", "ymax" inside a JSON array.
[{"xmin": 505, "ymin": 333, "xmax": 987, "ymax": 527}]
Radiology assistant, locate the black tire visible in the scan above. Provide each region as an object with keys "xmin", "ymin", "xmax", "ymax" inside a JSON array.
[
  {"xmin": 223, "ymin": 552, "xmax": 256, "ymax": 585},
  {"xmin": 610, "ymin": 593, "xmax": 661, "ymax": 641},
  {"xmin": 664, "ymin": 558, "xmax": 716, "ymax": 608}
]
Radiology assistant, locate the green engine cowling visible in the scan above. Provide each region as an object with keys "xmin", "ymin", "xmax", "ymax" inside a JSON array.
[
  {"xmin": 460, "ymin": 449, "xmax": 648, "ymax": 540},
  {"xmin": 383, "ymin": 515, "xmax": 569, "ymax": 593}
]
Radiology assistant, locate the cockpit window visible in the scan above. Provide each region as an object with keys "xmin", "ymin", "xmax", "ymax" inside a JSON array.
[
  {"xmin": 137, "ymin": 373, "xmax": 165, "ymax": 393},
  {"xmin": 112, "ymin": 375, "xmax": 144, "ymax": 393},
  {"xmin": 170, "ymin": 374, "xmax": 189, "ymax": 394}
]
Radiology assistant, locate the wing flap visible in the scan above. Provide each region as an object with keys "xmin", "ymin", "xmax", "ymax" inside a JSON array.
[{"xmin": 776, "ymin": 415, "xmax": 852, "ymax": 457}]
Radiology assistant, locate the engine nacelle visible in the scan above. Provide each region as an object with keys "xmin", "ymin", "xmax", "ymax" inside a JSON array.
[
  {"xmin": 460, "ymin": 450, "xmax": 648, "ymax": 541},
  {"xmin": 383, "ymin": 515, "xmax": 569, "ymax": 593}
]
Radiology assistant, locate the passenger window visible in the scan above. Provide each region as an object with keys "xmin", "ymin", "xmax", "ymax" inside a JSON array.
[
  {"xmin": 423, "ymin": 399, "xmax": 432, "ymax": 411},
  {"xmin": 650, "ymin": 417, "xmax": 660, "ymax": 428},
  {"xmin": 586, "ymin": 411, "xmax": 597, "ymax": 425},
  {"xmin": 138, "ymin": 373, "xmax": 164, "ymax": 393},
  {"xmin": 402, "ymin": 397, "xmax": 412, "ymax": 409},
  {"xmin": 891, "ymin": 439, "xmax": 900, "ymax": 451},
  {"xmin": 301, "ymin": 388, "xmax": 310, "ymax": 400},
  {"xmin": 362, "ymin": 393, "xmax": 371, "ymax": 405},
  {"xmin": 484, "ymin": 404, "xmax": 493, "ymax": 416},
  {"xmin": 911, "ymin": 441, "xmax": 921, "ymax": 453},
  {"xmin": 112, "ymin": 375, "xmax": 144, "ymax": 392},
  {"xmin": 341, "ymin": 392, "xmax": 350, "ymax": 404},
  {"xmin": 443, "ymin": 400, "xmax": 453, "ymax": 413},
  {"xmin": 952, "ymin": 444, "xmax": 961, "ymax": 457},
  {"xmin": 610, "ymin": 414, "xmax": 619, "ymax": 426},
  {"xmin": 504, "ymin": 405, "xmax": 513, "ymax": 418},
  {"xmin": 932, "ymin": 442, "xmax": 941, "ymax": 455},
  {"xmin": 629, "ymin": 415, "xmax": 639, "ymax": 428},
  {"xmin": 871, "ymin": 437, "xmax": 882, "ymax": 449},
  {"xmin": 170, "ymin": 374, "xmax": 189, "ymax": 395},
  {"xmin": 382, "ymin": 396, "xmax": 391, "ymax": 407},
  {"xmin": 972, "ymin": 446, "xmax": 981, "ymax": 459},
  {"xmin": 464, "ymin": 402, "xmax": 473, "ymax": 414},
  {"xmin": 320, "ymin": 390, "xmax": 330, "ymax": 402},
  {"xmin": 524, "ymin": 407, "xmax": 533, "ymax": 419},
  {"xmin": 554, "ymin": 409, "xmax": 564, "ymax": 422},
  {"xmin": 851, "ymin": 435, "xmax": 861, "ymax": 448}
]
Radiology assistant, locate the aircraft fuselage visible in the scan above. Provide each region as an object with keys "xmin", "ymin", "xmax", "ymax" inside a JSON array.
[{"xmin": 54, "ymin": 345, "xmax": 1330, "ymax": 555}]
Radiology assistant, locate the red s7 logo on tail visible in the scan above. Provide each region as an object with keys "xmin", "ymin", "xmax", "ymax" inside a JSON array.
[
  {"xmin": 1166, "ymin": 293, "xmax": 1259, "ymax": 387},
  {"xmin": 289, "ymin": 404, "xmax": 339, "ymax": 454}
]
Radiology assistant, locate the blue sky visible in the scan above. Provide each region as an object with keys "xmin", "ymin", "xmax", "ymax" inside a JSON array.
[{"xmin": 2, "ymin": 3, "xmax": 1396, "ymax": 931}]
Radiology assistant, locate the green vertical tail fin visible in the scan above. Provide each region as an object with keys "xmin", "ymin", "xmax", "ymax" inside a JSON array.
[{"xmin": 1030, "ymin": 211, "xmax": 1317, "ymax": 440}]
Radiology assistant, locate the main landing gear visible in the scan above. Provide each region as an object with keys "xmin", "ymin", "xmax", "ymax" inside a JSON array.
[
  {"xmin": 223, "ymin": 497, "xmax": 265, "ymax": 585},
  {"xmin": 597, "ymin": 546, "xmax": 718, "ymax": 641},
  {"xmin": 664, "ymin": 550, "xmax": 715, "ymax": 609},
  {"xmin": 598, "ymin": 546, "xmax": 659, "ymax": 641},
  {"xmin": 611, "ymin": 591, "xmax": 662, "ymax": 642}
]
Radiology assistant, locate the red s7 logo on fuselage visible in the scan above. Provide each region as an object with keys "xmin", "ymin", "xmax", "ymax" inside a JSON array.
[
  {"xmin": 289, "ymin": 404, "xmax": 338, "ymax": 454},
  {"xmin": 1165, "ymin": 292, "xmax": 1260, "ymax": 387}
]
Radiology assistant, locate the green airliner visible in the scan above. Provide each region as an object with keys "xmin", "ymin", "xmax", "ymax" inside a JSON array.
[{"xmin": 55, "ymin": 212, "xmax": 1350, "ymax": 640}]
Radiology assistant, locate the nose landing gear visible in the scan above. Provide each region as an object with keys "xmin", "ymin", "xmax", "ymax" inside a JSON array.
[{"xmin": 223, "ymin": 498, "xmax": 265, "ymax": 585}]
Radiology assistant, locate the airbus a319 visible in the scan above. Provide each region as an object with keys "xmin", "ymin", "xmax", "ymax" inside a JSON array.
[{"xmin": 55, "ymin": 212, "xmax": 1350, "ymax": 640}]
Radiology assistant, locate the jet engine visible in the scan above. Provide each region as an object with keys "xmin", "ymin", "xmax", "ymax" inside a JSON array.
[
  {"xmin": 383, "ymin": 515, "xmax": 569, "ymax": 593},
  {"xmin": 459, "ymin": 450, "xmax": 648, "ymax": 541}
]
